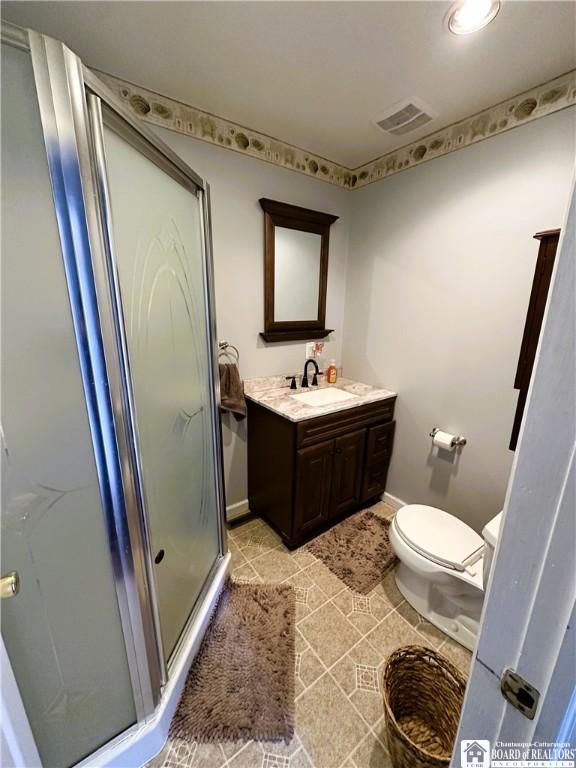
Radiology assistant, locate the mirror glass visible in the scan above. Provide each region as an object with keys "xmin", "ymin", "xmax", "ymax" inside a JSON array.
[{"xmin": 274, "ymin": 227, "xmax": 322, "ymax": 321}]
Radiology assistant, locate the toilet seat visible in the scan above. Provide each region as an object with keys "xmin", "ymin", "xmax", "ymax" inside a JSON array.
[{"xmin": 394, "ymin": 505, "xmax": 484, "ymax": 573}]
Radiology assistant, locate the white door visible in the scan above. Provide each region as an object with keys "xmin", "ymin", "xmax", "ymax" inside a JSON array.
[{"xmin": 453, "ymin": 178, "xmax": 576, "ymax": 764}]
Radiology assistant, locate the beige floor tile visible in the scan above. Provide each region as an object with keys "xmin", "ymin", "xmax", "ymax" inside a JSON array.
[
  {"xmin": 304, "ymin": 561, "xmax": 347, "ymax": 598},
  {"xmin": 367, "ymin": 593, "xmax": 395, "ymax": 623},
  {"xmin": 220, "ymin": 741, "xmax": 246, "ymax": 761},
  {"xmin": 290, "ymin": 748, "xmax": 315, "ymax": 768},
  {"xmin": 190, "ymin": 743, "xmax": 228, "ymax": 768},
  {"xmin": 298, "ymin": 646, "xmax": 326, "ymax": 690},
  {"xmin": 234, "ymin": 526, "xmax": 282, "ymax": 561},
  {"xmin": 295, "ymin": 677, "xmax": 306, "ymax": 698},
  {"xmin": 160, "ymin": 515, "xmax": 461, "ymax": 768},
  {"xmin": 296, "ymin": 632, "xmax": 327, "ymax": 690},
  {"xmin": 228, "ymin": 537, "xmax": 244, "ymax": 555},
  {"xmin": 286, "ymin": 570, "xmax": 330, "ymax": 620},
  {"xmin": 231, "ymin": 561, "xmax": 261, "ymax": 584},
  {"xmin": 365, "ymin": 610, "xmax": 428, "ymax": 662},
  {"xmin": 260, "ymin": 735, "xmax": 302, "ymax": 758},
  {"xmin": 295, "ymin": 628, "xmax": 308, "ymax": 653},
  {"xmin": 351, "ymin": 731, "xmax": 392, "ymax": 768},
  {"xmin": 296, "ymin": 673, "xmax": 368, "ymax": 768},
  {"xmin": 160, "ymin": 740, "xmax": 228, "ymax": 768},
  {"xmin": 291, "ymin": 549, "xmax": 318, "ymax": 570},
  {"xmin": 227, "ymin": 741, "xmax": 264, "ymax": 768},
  {"xmin": 329, "ymin": 655, "xmax": 356, "ymax": 697},
  {"xmin": 228, "ymin": 518, "xmax": 264, "ymax": 539},
  {"xmin": 439, "ymin": 636, "xmax": 472, "ymax": 676},
  {"xmin": 240, "ymin": 543, "xmax": 278, "ymax": 563},
  {"xmin": 330, "ymin": 639, "xmax": 381, "ymax": 695},
  {"xmin": 162, "ymin": 739, "xmax": 197, "ymax": 768},
  {"xmin": 229, "ymin": 542, "xmax": 247, "ymax": 569},
  {"xmin": 299, "ymin": 602, "xmax": 362, "ymax": 667},
  {"xmin": 234, "ymin": 523, "xmax": 280, "ymax": 549},
  {"xmin": 330, "ymin": 640, "xmax": 384, "ymax": 726},
  {"xmin": 350, "ymin": 688, "xmax": 383, "ymax": 727},
  {"xmin": 332, "ymin": 590, "xmax": 394, "ymax": 636},
  {"xmin": 252, "ymin": 547, "xmax": 302, "ymax": 582},
  {"xmin": 368, "ymin": 571, "xmax": 403, "ymax": 611},
  {"xmin": 295, "ymin": 601, "xmax": 311, "ymax": 623},
  {"xmin": 396, "ymin": 601, "xmax": 446, "ymax": 648},
  {"xmin": 371, "ymin": 719, "xmax": 391, "ymax": 757},
  {"xmin": 331, "ymin": 591, "xmax": 377, "ymax": 636}
]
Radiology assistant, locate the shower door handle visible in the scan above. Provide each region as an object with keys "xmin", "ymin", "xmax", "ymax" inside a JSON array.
[{"xmin": 1, "ymin": 571, "xmax": 20, "ymax": 599}]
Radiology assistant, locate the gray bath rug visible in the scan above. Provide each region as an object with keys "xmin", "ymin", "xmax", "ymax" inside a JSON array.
[
  {"xmin": 307, "ymin": 511, "xmax": 398, "ymax": 594},
  {"xmin": 169, "ymin": 581, "xmax": 295, "ymax": 743}
]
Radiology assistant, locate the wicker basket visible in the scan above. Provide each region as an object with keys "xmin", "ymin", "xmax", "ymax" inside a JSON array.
[{"xmin": 382, "ymin": 645, "xmax": 467, "ymax": 768}]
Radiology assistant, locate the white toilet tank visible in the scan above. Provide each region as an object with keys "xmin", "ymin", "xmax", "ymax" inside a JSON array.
[{"xmin": 482, "ymin": 511, "xmax": 503, "ymax": 586}]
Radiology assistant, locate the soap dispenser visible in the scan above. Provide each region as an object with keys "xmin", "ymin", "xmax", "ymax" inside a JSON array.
[{"xmin": 326, "ymin": 359, "xmax": 338, "ymax": 384}]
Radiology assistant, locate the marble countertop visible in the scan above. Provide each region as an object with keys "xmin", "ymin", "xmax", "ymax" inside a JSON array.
[{"xmin": 244, "ymin": 375, "xmax": 396, "ymax": 422}]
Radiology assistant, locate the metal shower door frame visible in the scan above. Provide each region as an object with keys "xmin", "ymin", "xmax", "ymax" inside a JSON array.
[
  {"xmin": 82, "ymin": 47, "xmax": 228, "ymax": 683},
  {"xmin": 83, "ymin": 83, "xmax": 229, "ymax": 675},
  {"xmin": 1, "ymin": 21, "xmax": 228, "ymax": 755}
]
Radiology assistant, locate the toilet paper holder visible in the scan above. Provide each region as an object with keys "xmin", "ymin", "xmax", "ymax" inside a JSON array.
[{"xmin": 429, "ymin": 427, "xmax": 467, "ymax": 447}]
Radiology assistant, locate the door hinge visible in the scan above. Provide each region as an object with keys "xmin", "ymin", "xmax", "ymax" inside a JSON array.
[{"xmin": 500, "ymin": 668, "xmax": 540, "ymax": 720}]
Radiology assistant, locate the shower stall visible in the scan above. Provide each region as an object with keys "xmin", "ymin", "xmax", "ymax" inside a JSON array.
[{"xmin": 1, "ymin": 21, "xmax": 229, "ymax": 768}]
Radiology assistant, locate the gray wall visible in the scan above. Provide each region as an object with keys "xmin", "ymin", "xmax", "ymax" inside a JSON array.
[
  {"xmin": 152, "ymin": 128, "xmax": 351, "ymax": 508},
  {"xmin": 342, "ymin": 108, "xmax": 575, "ymax": 532},
  {"xmin": 154, "ymin": 110, "xmax": 574, "ymax": 528}
]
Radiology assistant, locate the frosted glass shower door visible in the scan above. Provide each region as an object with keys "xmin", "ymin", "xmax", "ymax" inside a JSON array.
[
  {"xmin": 102, "ymin": 124, "xmax": 221, "ymax": 660},
  {"xmin": 1, "ymin": 42, "xmax": 137, "ymax": 768}
]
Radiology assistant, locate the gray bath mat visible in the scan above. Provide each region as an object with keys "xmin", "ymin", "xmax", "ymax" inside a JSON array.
[
  {"xmin": 307, "ymin": 511, "xmax": 398, "ymax": 594},
  {"xmin": 170, "ymin": 581, "xmax": 295, "ymax": 743}
]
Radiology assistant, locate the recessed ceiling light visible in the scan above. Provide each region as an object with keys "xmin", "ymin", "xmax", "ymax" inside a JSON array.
[{"xmin": 447, "ymin": 0, "xmax": 501, "ymax": 35}]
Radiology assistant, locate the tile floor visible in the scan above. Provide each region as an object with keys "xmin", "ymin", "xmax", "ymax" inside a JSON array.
[{"xmin": 150, "ymin": 502, "xmax": 472, "ymax": 768}]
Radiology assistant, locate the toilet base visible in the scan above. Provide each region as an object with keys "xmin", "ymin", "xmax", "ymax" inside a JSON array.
[{"xmin": 395, "ymin": 563, "xmax": 481, "ymax": 652}]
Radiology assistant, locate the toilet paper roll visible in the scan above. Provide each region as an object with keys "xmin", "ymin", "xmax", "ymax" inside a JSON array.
[{"xmin": 432, "ymin": 430, "xmax": 456, "ymax": 451}]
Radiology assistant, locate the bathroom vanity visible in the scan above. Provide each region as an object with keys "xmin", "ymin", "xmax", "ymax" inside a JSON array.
[{"xmin": 246, "ymin": 378, "xmax": 396, "ymax": 548}]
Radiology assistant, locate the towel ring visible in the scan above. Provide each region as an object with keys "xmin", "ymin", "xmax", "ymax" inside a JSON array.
[{"xmin": 218, "ymin": 340, "xmax": 240, "ymax": 364}]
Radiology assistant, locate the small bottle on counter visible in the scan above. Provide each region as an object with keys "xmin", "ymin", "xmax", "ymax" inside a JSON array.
[{"xmin": 326, "ymin": 359, "xmax": 338, "ymax": 384}]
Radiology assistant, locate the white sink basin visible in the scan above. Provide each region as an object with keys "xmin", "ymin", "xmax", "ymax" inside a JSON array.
[{"xmin": 290, "ymin": 387, "xmax": 359, "ymax": 407}]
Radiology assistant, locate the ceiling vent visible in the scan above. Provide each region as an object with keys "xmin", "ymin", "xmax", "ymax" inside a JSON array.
[{"xmin": 373, "ymin": 98, "xmax": 437, "ymax": 137}]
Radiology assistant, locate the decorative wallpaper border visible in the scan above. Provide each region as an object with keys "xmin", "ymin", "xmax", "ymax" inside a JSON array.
[
  {"xmin": 97, "ymin": 69, "xmax": 575, "ymax": 191},
  {"xmin": 353, "ymin": 70, "xmax": 576, "ymax": 189},
  {"xmin": 96, "ymin": 71, "xmax": 351, "ymax": 187}
]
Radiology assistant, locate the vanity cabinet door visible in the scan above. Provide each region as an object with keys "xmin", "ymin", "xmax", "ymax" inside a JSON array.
[
  {"xmin": 295, "ymin": 440, "xmax": 334, "ymax": 534},
  {"xmin": 362, "ymin": 421, "xmax": 395, "ymax": 501},
  {"xmin": 330, "ymin": 430, "xmax": 366, "ymax": 518}
]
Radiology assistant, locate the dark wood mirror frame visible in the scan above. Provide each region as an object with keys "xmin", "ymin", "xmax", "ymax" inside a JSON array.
[{"xmin": 259, "ymin": 198, "xmax": 339, "ymax": 343}]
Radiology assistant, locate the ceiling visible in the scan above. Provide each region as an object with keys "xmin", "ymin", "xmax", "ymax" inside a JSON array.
[{"xmin": 3, "ymin": 1, "xmax": 575, "ymax": 168}]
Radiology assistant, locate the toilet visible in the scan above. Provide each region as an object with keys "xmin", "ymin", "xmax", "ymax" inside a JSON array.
[{"xmin": 389, "ymin": 505, "xmax": 502, "ymax": 651}]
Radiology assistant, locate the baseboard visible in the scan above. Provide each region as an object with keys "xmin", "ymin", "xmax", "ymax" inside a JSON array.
[
  {"xmin": 382, "ymin": 491, "xmax": 406, "ymax": 511},
  {"xmin": 228, "ymin": 495, "xmax": 402, "ymax": 519},
  {"xmin": 226, "ymin": 498, "xmax": 250, "ymax": 522}
]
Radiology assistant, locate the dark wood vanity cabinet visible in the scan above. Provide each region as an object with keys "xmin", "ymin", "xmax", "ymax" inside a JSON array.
[{"xmin": 247, "ymin": 397, "xmax": 396, "ymax": 548}]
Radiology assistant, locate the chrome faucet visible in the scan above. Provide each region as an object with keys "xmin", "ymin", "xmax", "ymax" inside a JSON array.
[{"xmin": 301, "ymin": 358, "xmax": 323, "ymax": 388}]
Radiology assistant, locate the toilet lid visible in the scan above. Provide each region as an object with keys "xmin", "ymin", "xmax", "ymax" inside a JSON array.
[{"xmin": 394, "ymin": 504, "xmax": 484, "ymax": 571}]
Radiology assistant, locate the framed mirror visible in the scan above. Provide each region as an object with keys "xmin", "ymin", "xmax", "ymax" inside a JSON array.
[{"xmin": 259, "ymin": 198, "xmax": 338, "ymax": 342}]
